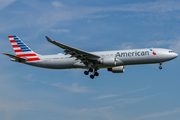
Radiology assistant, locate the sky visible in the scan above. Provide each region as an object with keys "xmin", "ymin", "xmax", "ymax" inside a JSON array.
[{"xmin": 0, "ymin": 0, "xmax": 180, "ymax": 120}]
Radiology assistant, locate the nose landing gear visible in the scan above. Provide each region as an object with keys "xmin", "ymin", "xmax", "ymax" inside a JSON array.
[{"xmin": 159, "ymin": 62, "xmax": 162, "ymax": 70}]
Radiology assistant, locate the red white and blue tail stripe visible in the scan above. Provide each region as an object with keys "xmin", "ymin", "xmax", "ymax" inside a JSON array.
[{"xmin": 8, "ymin": 35, "xmax": 41, "ymax": 62}]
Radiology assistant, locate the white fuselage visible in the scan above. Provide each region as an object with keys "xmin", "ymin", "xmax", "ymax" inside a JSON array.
[{"xmin": 24, "ymin": 48, "xmax": 178, "ymax": 69}]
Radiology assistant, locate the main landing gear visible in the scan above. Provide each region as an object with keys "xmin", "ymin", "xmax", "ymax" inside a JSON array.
[
  {"xmin": 84, "ymin": 68, "xmax": 93, "ymax": 75},
  {"xmin": 84, "ymin": 68, "xmax": 99, "ymax": 79},
  {"xmin": 159, "ymin": 62, "xmax": 162, "ymax": 70}
]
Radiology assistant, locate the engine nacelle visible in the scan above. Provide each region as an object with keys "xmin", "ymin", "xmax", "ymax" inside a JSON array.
[
  {"xmin": 99, "ymin": 57, "xmax": 117, "ymax": 65},
  {"xmin": 107, "ymin": 66, "xmax": 124, "ymax": 73},
  {"xmin": 99, "ymin": 57, "xmax": 124, "ymax": 66}
]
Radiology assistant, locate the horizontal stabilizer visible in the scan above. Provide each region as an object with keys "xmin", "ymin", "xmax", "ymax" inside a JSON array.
[{"xmin": 3, "ymin": 53, "xmax": 26, "ymax": 61}]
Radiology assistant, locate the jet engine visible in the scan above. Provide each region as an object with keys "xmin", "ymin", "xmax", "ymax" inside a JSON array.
[
  {"xmin": 107, "ymin": 66, "xmax": 124, "ymax": 73},
  {"xmin": 99, "ymin": 57, "xmax": 124, "ymax": 66},
  {"xmin": 99, "ymin": 57, "xmax": 117, "ymax": 65}
]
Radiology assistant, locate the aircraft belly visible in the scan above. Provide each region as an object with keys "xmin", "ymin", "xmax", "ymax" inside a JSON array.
[{"xmin": 43, "ymin": 59, "xmax": 75, "ymax": 69}]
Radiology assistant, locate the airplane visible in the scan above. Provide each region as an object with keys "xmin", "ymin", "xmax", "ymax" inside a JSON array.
[{"xmin": 3, "ymin": 35, "xmax": 178, "ymax": 79}]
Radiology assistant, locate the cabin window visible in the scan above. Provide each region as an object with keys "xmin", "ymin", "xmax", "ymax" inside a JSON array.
[{"xmin": 169, "ymin": 51, "xmax": 174, "ymax": 53}]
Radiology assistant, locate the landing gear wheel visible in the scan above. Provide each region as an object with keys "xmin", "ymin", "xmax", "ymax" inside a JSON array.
[
  {"xmin": 90, "ymin": 75, "xmax": 94, "ymax": 79},
  {"xmin": 84, "ymin": 67, "xmax": 99, "ymax": 79},
  {"xmin": 94, "ymin": 72, "xmax": 99, "ymax": 76},
  {"xmin": 84, "ymin": 71, "xmax": 89, "ymax": 75},
  {"xmin": 89, "ymin": 68, "xmax": 93, "ymax": 72},
  {"xmin": 159, "ymin": 62, "xmax": 163, "ymax": 70},
  {"xmin": 159, "ymin": 66, "xmax": 162, "ymax": 70}
]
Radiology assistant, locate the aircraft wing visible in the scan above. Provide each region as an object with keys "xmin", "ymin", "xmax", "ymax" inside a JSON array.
[{"xmin": 46, "ymin": 36, "xmax": 100, "ymax": 63}]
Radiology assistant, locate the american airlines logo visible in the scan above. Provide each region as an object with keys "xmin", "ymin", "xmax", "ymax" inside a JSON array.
[
  {"xmin": 115, "ymin": 50, "xmax": 150, "ymax": 57},
  {"xmin": 150, "ymin": 49, "xmax": 157, "ymax": 55}
]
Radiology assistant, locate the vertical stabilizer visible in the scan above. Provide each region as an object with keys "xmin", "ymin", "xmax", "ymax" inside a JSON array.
[{"xmin": 8, "ymin": 35, "xmax": 41, "ymax": 62}]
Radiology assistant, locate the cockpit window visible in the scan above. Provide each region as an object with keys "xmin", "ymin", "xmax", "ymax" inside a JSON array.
[{"xmin": 169, "ymin": 51, "xmax": 174, "ymax": 53}]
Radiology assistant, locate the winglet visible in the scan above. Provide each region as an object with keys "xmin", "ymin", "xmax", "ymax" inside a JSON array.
[{"xmin": 45, "ymin": 36, "xmax": 53, "ymax": 42}]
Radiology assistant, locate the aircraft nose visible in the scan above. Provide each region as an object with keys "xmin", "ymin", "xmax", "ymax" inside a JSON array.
[
  {"xmin": 171, "ymin": 52, "xmax": 178, "ymax": 59},
  {"xmin": 166, "ymin": 52, "xmax": 178, "ymax": 60},
  {"xmin": 175, "ymin": 53, "xmax": 178, "ymax": 58}
]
